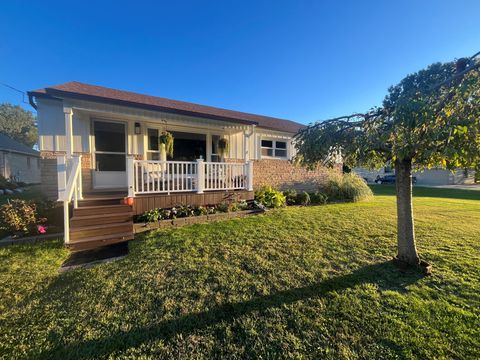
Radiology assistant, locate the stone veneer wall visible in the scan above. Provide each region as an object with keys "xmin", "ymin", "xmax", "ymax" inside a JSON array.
[{"xmin": 252, "ymin": 159, "xmax": 333, "ymax": 191}]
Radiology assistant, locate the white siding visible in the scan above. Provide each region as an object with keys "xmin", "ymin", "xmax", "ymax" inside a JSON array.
[
  {"xmin": 36, "ymin": 97, "xmax": 297, "ymax": 161},
  {"xmin": 37, "ymin": 99, "xmax": 90, "ymax": 153}
]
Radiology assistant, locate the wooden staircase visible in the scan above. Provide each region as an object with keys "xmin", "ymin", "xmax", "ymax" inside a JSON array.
[{"xmin": 67, "ymin": 193, "xmax": 134, "ymax": 252}]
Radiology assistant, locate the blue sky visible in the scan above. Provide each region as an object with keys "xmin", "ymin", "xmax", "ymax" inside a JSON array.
[{"xmin": 1, "ymin": 0, "xmax": 479, "ymax": 124}]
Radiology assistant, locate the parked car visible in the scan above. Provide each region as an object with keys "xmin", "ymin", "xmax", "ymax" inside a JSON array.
[{"xmin": 375, "ymin": 174, "xmax": 417, "ymax": 184}]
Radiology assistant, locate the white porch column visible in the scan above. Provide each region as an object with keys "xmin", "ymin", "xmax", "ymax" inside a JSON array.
[
  {"xmin": 64, "ymin": 107, "xmax": 74, "ymax": 158},
  {"xmin": 246, "ymin": 160, "xmax": 254, "ymax": 191},
  {"xmin": 243, "ymin": 130, "xmax": 249, "ymax": 161},
  {"xmin": 127, "ymin": 155, "xmax": 135, "ymax": 197},
  {"xmin": 196, "ymin": 158, "xmax": 205, "ymax": 194}
]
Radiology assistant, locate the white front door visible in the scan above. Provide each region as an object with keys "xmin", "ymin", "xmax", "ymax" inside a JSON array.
[{"xmin": 92, "ymin": 120, "xmax": 127, "ymax": 189}]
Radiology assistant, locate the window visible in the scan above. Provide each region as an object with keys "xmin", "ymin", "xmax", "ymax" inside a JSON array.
[
  {"xmin": 261, "ymin": 139, "xmax": 287, "ymax": 158},
  {"xmin": 147, "ymin": 128, "xmax": 160, "ymax": 160},
  {"xmin": 211, "ymin": 134, "xmax": 221, "ymax": 162}
]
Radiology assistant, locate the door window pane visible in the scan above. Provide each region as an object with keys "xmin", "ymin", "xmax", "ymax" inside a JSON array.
[
  {"xmin": 94, "ymin": 121, "xmax": 125, "ymax": 152},
  {"xmin": 95, "ymin": 154, "xmax": 126, "ymax": 171},
  {"xmin": 276, "ymin": 141, "xmax": 286, "ymax": 149},
  {"xmin": 148, "ymin": 129, "xmax": 159, "ymax": 151}
]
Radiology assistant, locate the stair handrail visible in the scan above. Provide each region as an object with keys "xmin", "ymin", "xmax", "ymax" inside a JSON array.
[{"xmin": 57, "ymin": 154, "xmax": 83, "ymax": 244}]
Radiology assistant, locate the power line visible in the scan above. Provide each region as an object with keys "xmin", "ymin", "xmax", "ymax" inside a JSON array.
[{"xmin": 0, "ymin": 82, "xmax": 28, "ymax": 104}]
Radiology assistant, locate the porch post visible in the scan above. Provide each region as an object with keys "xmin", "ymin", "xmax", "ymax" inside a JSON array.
[
  {"xmin": 57, "ymin": 155, "xmax": 67, "ymax": 201},
  {"xmin": 196, "ymin": 158, "xmax": 204, "ymax": 194},
  {"xmin": 64, "ymin": 107, "xmax": 74, "ymax": 158},
  {"xmin": 243, "ymin": 129, "xmax": 249, "ymax": 161},
  {"xmin": 77, "ymin": 154, "xmax": 83, "ymax": 200},
  {"xmin": 246, "ymin": 160, "xmax": 253, "ymax": 191},
  {"xmin": 127, "ymin": 155, "xmax": 135, "ymax": 197}
]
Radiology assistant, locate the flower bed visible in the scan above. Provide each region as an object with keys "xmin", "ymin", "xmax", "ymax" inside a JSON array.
[{"xmin": 133, "ymin": 208, "xmax": 263, "ymax": 234}]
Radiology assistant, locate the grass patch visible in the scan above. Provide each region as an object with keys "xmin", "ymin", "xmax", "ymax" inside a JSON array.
[{"xmin": 0, "ymin": 187, "xmax": 479, "ymax": 358}]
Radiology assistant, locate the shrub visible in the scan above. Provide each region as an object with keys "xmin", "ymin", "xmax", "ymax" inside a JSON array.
[
  {"xmin": 216, "ymin": 202, "xmax": 230, "ymax": 213},
  {"xmin": 320, "ymin": 172, "xmax": 373, "ymax": 202},
  {"xmin": 140, "ymin": 208, "xmax": 163, "ymax": 222},
  {"xmin": 283, "ymin": 189, "xmax": 297, "ymax": 205},
  {"xmin": 254, "ymin": 186, "xmax": 286, "ymax": 208},
  {"xmin": 194, "ymin": 206, "xmax": 209, "ymax": 216},
  {"xmin": 309, "ymin": 191, "xmax": 328, "ymax": 205},
  {"xmin": 0, "ymin": 199, "xmax": 37, "ymax": 234},
  {"xmin": 295, "ymin": 191, "xmax": 311, "ymax": 206},
  {"xmin": 176, "ymin": 204, "xmax": 195, "ymax": 218}
]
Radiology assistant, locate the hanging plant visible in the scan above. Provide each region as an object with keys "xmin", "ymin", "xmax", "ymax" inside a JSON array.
[
  {"xmin": 159, "ymin": 131, "xmax": 174, "ymax": 158},
  {"xmin": 218, "ymin": 138, "xmax": 229, "ymax": 157}
]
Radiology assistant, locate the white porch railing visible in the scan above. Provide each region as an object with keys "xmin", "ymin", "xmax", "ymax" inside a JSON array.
[
  {"xmin": 57, "ymin": 154, "xmax": 83, "ymax": 244},
  {"xmin": 128, "ymin": 157, "xmax": 253, "ymax": 196}
]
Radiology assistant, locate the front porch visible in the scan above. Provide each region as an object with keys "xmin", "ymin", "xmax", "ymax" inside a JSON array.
[{"xmin": 53, "ymin": 103, "xmax": 257, "ymax": 250}]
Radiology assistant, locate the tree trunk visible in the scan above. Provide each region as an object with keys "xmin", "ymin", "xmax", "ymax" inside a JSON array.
[{"xmin": 395, "ymin": 159, "xmax": 420, "ymax": 265}]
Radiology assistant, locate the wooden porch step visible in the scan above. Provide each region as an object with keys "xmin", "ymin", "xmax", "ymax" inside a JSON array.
[
  {"xmin": 73, "ymin": 204, "xmax": 132, "ymax": 216},
  {"xmin": 70, "ymin": 212, "xmax": 134, "ymax": 227},
  {"xmin": 67, "ymin": 232, "xmax": 134, "ymax": 252},
  {"xmin": 70, "ymin": 221, "xmax": 133, "ymax": 240},
  {"xmin": 78, "ymin": 197, "xmax": 125, "ymax": 207}
]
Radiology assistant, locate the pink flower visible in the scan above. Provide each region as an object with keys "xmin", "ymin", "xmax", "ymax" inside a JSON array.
[{"xmin": 37, "ymin": 225, "xmax": 47, "ymax": 234}]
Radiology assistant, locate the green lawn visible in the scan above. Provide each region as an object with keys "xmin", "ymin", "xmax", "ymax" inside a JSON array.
[{"xmin": 1, "ymin": 187, "xmax": 479, "ymax": 359}]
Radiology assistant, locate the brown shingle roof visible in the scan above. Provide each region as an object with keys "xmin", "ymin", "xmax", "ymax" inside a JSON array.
[{"xmin": 29, "ymin": 81, "xmax": 304, "ymax": 133}]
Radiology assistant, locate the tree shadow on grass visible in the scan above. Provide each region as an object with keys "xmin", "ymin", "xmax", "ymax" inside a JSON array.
[
  {"xmin": 34, "ymin": 260, "xmax": 424, "ymax": 359},
  {"xmin": 370, "ymin": 184, "xmax": 480, "ymax": 200}
]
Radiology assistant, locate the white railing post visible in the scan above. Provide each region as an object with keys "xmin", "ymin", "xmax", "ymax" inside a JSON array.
[
  {"xmin": 57, "ymin": 155, "xmax": 67, "ymax": 201},
  {"xmin": 64, "ymin": 200, "xmax": 70, "ymax": 244},
  {"xmin": 77, "ymin": 155, "xmax": 83, "ymax": 200},
  {"xmin": 196, "ymin": 158, "xmax": 204, "ymax": 194},
  {"xmin": 246, "ymin": 160, "xmax": 254, "ymax": 191},
  {"xmin": 127, "ymin": 156, "xmax": 135, "ymax": 197}
]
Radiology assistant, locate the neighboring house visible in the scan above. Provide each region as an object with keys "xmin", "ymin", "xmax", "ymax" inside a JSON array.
[
  {"xmin": 354, "ymin": 166, "xmax": 475, "ymax": 185},
  {"xmin": 0, "ymin": 133, "xmax": 40, "ymax": 184},
  {"xmin": 28, "ymin": 81, "xmax": 330, "ymax": 251}
]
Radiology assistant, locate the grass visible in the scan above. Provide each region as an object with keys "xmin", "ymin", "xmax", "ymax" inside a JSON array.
[{"xmin": 0, "ymin": 186, "xmax": 479, "ymax": 359}]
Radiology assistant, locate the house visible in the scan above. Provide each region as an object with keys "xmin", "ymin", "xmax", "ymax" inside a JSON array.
[
  {"xmin": 28, "ymin": 81, "xmax": 329, "ymax": 251},
  {"xmin": 0, "ymin": 133, "xmax": 40, "ymax": 184}
]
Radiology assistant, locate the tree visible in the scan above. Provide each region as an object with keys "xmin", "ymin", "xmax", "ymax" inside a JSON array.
[
  {"xmin": 0, "ymin": 103, "xmax": 38, "ymax": 148},
  {"xmin": 295, "ymin": 54, "xmax": 480, "ymax": 266}
]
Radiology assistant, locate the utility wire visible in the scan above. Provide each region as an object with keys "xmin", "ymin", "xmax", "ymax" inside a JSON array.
[{"xmin": 0, "ymin": 82, "xmax": 28, "ymax": 104}]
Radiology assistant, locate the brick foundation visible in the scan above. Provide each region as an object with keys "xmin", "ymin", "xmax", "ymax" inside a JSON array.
[{"xmin": 252, "ymin": 159, "xmax": 333, "ymax": 192}]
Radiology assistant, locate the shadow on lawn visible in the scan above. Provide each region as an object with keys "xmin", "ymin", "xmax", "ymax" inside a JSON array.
[
  {"xmin": 34, "ymin": 260, "xmax": 424, "ymax": 359},
  {"xmin": 370, "ymin": 184, "xmax": 480, "ymax": 200}
]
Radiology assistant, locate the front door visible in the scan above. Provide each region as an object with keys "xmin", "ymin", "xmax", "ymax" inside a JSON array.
[{"xmin": 92, "ymin": 120, "xmax": 127, "ymax": 189}]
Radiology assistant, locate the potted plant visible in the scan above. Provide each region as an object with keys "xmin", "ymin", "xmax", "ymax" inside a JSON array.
[
  {"xmin": 218, "ymin": 138, "xmax": 229, "ymax": 159},
  {"xmin": 159, "ymin": 131, "xmax": 174, "ymax": 158}
]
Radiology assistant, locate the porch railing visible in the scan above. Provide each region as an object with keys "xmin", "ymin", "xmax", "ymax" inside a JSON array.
[
  {"xmin": 57, "ymin": 154, "xmax": 83, "ymax": 244},
  {"xmin": 128, "ymin": 158, "xmax": 253, "ymax": 196}
]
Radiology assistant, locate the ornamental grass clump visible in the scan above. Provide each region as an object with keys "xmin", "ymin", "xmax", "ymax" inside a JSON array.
[{"xmin": 321, "ymin": 172, "xmax": 373, "ymax": 202}]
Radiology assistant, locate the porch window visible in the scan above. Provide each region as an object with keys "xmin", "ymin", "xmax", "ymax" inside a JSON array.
[
  {"xmin": 261, "ymin": 139, "xmax": 287, "ymax": 158},
  {"xmin": 211, "ymin": 134, "xmax": 221, "ymax": 162},
  {"xmin": 147, "ymin": 128, "xmax": 160, "ymax": 160}
]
